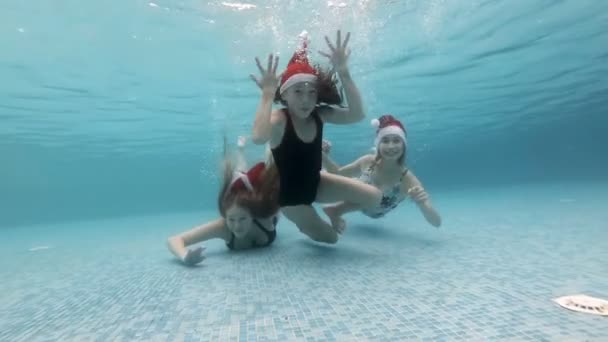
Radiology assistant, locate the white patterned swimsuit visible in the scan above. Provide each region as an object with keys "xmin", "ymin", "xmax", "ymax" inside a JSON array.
[{"xmin": 359, "ymin": 164, "xmax": 409, "ymax": 218}]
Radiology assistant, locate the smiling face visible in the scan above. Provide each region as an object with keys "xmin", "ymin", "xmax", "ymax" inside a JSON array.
[{"xmin": 377, "ymin": 134, "xmax": 405, "ymax": 161}]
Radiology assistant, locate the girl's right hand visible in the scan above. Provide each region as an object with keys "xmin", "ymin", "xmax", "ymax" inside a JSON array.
[
  {"xmin": 408, "ymin": 186, "xmax": 430, "ymax": 204},
  {"xmin": 322, "ymin": 139, "xmax": 332, "ymax": 154},
  {"xmin": 250, "ymin": 54, "xmax": 280, "ymax": 94},
  {"xmin": 182, "ymin": 246, "xmax": 205, "ymax": 266}
]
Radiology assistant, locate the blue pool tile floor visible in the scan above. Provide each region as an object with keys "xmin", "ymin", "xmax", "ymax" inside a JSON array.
[{"xmin": 1, "ymin": 183, "xmax": 607, "ymax": 341}]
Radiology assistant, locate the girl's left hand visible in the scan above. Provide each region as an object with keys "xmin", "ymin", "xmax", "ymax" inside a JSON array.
[
  {"xmin": 319, "ymin": 30, "xmax": 351, "ymax": 72},
  {"xmin": 183, "ymin": 246, "xmax": 206, "ymax": 266},
  {"xmin": 408, "ymin": 186, "xmax": 430, "ymax": 204}
]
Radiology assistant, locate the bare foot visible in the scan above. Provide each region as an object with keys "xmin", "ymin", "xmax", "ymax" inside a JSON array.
[{"xmin": 323, "ymin": 206, "xmax": 346, "ymax": 234}]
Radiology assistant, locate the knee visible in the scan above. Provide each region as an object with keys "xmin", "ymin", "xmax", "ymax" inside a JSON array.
[
  {"xmin": 298, "ymin": 225, "xmax": 338, "ymax": 244},
  {"xmin": 322, "ymin": 232, "xmax": 339, "ymax": 244},
  {"xmin": 313, "ymin": 233, "xmax": 338, "ymax": 244},
  {"xmin": 366, "ymin": 187, "xmax": 383, "ymax": 207}
]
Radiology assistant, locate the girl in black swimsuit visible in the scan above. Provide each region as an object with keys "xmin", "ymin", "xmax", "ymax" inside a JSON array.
[
  {"xmin": 167, "ymin": 137, "xmax": 280, "ymax": 266},
  {"xmin": 249, "ymin": 30, "xmax": 382, "ymax": 244}
]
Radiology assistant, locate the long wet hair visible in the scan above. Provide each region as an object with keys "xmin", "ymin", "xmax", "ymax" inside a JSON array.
[
  {"xmin": 217, "ymin": 139, "xmax": 280, "ymax": 219},
  {"xmin": 274, "ymin": 65, "xmax": 344, "ymax": 106}
]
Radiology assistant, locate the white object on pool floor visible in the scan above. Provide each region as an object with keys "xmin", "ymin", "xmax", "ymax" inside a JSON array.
[
  {"xmin": 29, "ymin": 246, "xmax": 52, "ymax": 252},
  {"xmin": 554, "ymin": 294, "xmax": 608, "ymax": 316}
]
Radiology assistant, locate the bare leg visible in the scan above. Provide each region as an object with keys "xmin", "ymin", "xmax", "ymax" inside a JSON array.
[
  {"xmin": 316, "ymin": 172, "xmax": 382, "ymax": 230},
  {"xmin": 316, "ymin": 172, "xmax": 381, "ymax": 206},
  {"xmin": 282, "ymin": 205, "xmax": 338, "ymax": 244}
]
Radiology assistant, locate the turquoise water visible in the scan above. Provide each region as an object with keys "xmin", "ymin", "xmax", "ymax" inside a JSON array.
[{"xmin": 1, "ymin": 1, "xmax": 607, "ymax": 341}]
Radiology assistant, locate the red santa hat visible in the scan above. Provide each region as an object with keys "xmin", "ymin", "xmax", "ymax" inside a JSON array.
[
  {"xmin": 279, "ymin": 30, "xmax": 318, "ymax": 94},
  {"xmin": 371, "ymin": 114, "xmax": 407, "ymax": 149},
  {"xmin": 229, "ymin": 162, "xmax": 266, "ymax": 193}
]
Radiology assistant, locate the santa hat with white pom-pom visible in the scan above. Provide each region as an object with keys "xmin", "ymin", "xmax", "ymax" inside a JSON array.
[
  {"xmin": 279, "ymin": 30, "xmax": 318, "ymax": 95},
  {"xmin": 371, "ymin": 114, "xmax": 407, "ymax": 151}
]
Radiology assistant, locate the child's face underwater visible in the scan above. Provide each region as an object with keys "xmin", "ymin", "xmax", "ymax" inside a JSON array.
[
  {"xmin": 225, "ymin": 204, "xmax": 254, "ymax": 238},
  {"xmin": 282, "ymin": 82, "xmax": 318, "ymax": 118},
  {"xmin": 378, "ymin": 135, "xmax": 405, "ymax": 161}
]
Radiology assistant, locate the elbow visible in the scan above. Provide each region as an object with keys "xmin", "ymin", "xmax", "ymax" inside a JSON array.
[
  {"xmin": 251, "ymin": 132, "xmax": 270, "ymax": 145},
  {"xmin": 430, "ymin": 215, "xmax": 442, "ymax": 228},
  {"xmin": 167, "ymin": 236, "xmax": 180, "ymax": 249},
  {"xmin": 251, "ymin": 136, "xmax": 268, "ymax": 145}
]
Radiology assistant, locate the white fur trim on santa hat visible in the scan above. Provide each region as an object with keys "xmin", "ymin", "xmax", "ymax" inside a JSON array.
[
  {"xmin": 298, "ymin": 30, "xmax": 310, "ymax": 41},
  {"xmin": 374, "ymin": 125, "xmax": 407, "ymax": 148},
  {"xmin": 280, "ymin": 73, "xmax": 318, "ymax": 94},
  {"xmin": 230, "ymin": 172, "xmax": 254, "ymax": 192}
]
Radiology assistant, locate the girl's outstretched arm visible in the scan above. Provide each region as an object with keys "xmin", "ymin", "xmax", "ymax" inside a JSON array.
[
  {"xmin": 402, "ymin": 171, "xmax": 442, "ymax": 227},
  {"xmin": 250, "ymin": 55, "xmax": 284, "ymax": 145},
  {"xmin": 167, "ymin": 218, "xmax": 228, "ymax": 265},
  {"xmin": 319, "ymin": 30, "xmax": 365, "ymax": 125}
]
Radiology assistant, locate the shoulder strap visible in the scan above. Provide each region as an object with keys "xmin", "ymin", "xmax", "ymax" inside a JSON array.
[
  {"xmin": 253, "ymin": 219, "xmax": 272, "ymax": 234},
  {"xmin": 400, "ymin": 167, "xmax": 409, "ymax": 180},
  {"xmin": 227, "ymin": 233, "xmax": 236, "ymax": 249}
]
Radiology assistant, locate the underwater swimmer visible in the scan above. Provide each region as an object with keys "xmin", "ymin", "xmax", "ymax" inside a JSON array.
[
  {"xmin": 322, "ymin": 115, "xmax": 441, "ymax": 232},
  {"xmin": 167, "ymin": 137, "xmax": 280, "ymax": 266},
  {"xmin": 249, "ymin": 29, "xmax": 382, "ymax": 244}
]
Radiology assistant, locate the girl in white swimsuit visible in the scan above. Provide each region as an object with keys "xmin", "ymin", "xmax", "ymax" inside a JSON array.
[
  {"xmin": 322, "ymin": 115, "xmax": 441, "ymax": 232},
  {"xmin": 358, "ymin": 162, "xmax": 409, "ymax": 218}
]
